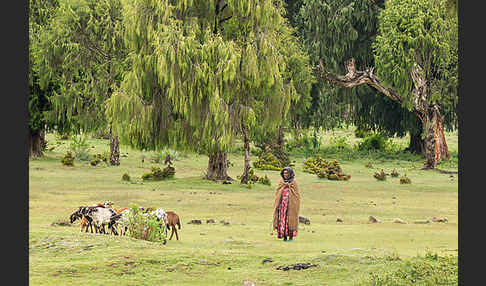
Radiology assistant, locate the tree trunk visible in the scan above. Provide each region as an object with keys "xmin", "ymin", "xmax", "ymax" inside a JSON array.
[
  {"xmin": 313, "ymin": 58, "xmax": 450, "ymax": 169},
  {"xmin": 410, "ymin": 63, "xmax": 450, "ymax": 169},
  {"xmin": 276, "ymin": 126, "xmax": 285, "ymax": 153},
  {"xmin": 408, "ymin": 129, "xmax": 425, "ymax": 155},
  {"xmin": 206, "ymin": 151, "xmax": 231, "ymax": 181},
  {"xmin": 109, "ymin": 126, "xmax": 120, "ymax": 166},
  {"xmin": 421, "ymin": 104, "xmax": 450, "ymax": 169},
  {"xmin": 29, "ymin": 130, "xmax": 44, "ymax": 158},
  {"xmin": 240, "ymin": 124, "xmax": 251, "ymax": 184}
]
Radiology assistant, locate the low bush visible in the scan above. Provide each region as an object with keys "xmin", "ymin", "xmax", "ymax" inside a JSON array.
[
  {"xmin": 400, "ymin": 175, "xmax": 412, "ymax": 184},
  {"xmin": 69, "ymin": 135, "xmax": 91, "ymax": 161},
  {"xmin": 61, "ymin": 152, "xmax": 74, "ymax": 166},
  {"xmin": 374, "ymin": 169, "xmax": 387, "ymax": 181},
  {"xmin": 142, "ymin": 166, "xmax": 176, "ymax": 181},
  {"xmin": 122, "ymin": 173, "xmax": 131, "ymax": 181},
  {"xmin": 126, "ymin": 204, "xmax": 167, "ymax": 243},
  {"xmin": 358, "ymin": 133, "xmax": 389, "ymax": 152},
  {"xmin": 238, "ymin": 169, "xmax": 272, "ymax": 186},
  {"xmin": 253, "ymin": 152, "xmax": 283, "ymax": 171},
  {"xmin": 90, "ymin": 152, "xmax": 109, "ymax": 166},
  {"xmin": 303, "ymin": 155, "xmax": 351, "ymax": 181},
  {"xmin": 354, "ymin": 127, "xmax": 373, "ymax": 138},
  {"xmin": 360, "ymin": 254, "xmax": 457, "ymax": 286}
]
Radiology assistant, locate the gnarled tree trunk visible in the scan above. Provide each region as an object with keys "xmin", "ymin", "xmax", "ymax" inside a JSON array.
[
  {"xmin": 314, "ymin": 58, "xmax": 450, "ymax": 169},
  {"xmin": 240, "ymin": 123, "xmax": 251, "ymax": 184},
  {"xmin": 207, "ymin": 151, "xmax": 231, "ymax": 181},
  {"xmin": 410, "ymin": 63, "xmax": 450, "ymax": 169},
  {"xmin": 421, "ymin": 104, "xmax": 450, "ymax": 169},
  {"xmin": 29, "ymin": 130, "xmax": 44, "ymax": 158}
]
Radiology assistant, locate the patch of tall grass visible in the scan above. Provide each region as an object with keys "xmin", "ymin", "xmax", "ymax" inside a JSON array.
[
  {"xmin": 285, "ymin": 131, "xmax": 421, "ymax": 163},
  {"xmin": 358, "ymin": 253, "xmax": 457, "ymax": 286}
]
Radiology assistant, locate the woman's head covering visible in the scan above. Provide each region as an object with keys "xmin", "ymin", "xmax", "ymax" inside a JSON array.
[{"xmin": 280, "ymin": 167, "xmax": 295, "ymax": 183}]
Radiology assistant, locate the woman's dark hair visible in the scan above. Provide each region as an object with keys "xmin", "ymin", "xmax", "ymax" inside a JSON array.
[{"xmin": 280, "ymin": 167, "xmax": 295, "ymax": 182}]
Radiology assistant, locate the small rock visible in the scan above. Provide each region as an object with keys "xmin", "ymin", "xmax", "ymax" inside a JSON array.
[
  {"xmin": 369, "ymin": 216, "xmax": 382, "ymax": 223},
  {"xmin": 262, "ymin": 258, "xmax": 273, "ymax": 264},
  {"xmin": 431, "ymin": 217, "xmax": 448, "ymax": 223},
  {"xmin": 188, "ymin": 219, "xmax": 202, "ymax": 224},
  {"xmin": 414, "ymin": 220, "xmax": 432, "ymax": 224},
  {"xmin": 392, "ymin": 218, "xmax": 406, "ymax": 224},
  {"xmin": 242, "ymin": 281, "xmax": 255, "ymax": 286},
  {"xmin": 336, "ymin": 218, "xmax": 343, "ymax": 223},
  {"xmin": 299, "ymin": 216, "xmax": 310, "ymax": 225},
  {"xmin": 206, "ymin": 219, "xmax": 216, "ymax": 224}
]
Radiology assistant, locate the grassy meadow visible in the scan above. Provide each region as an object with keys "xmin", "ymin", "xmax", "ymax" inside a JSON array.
[{"xmin": 29, "ymin": 127, "xmax": 458, "ymax": 285}]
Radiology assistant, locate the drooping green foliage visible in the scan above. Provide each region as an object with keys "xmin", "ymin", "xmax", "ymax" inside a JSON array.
[
  {"xmin": 107, "ymin": 0, "xmax": 311, "ymax": 158},
  {"xmin": 296, "ymin": 0, "xmax": 457, "ymax": 143},
  {"xmin": 29, "ymin": 0, "xmax": 60, "ymax": 136},
  {"xmin": 373, "ymin": 0, "xmax": 458, "ymax": 116},
  {"xmin": 34, "ymin": 0, "xmax": 127, "ymax": 134},
  {"xmin": 296, "ymin": 0, "xmax": 385, "ymax": 131}
]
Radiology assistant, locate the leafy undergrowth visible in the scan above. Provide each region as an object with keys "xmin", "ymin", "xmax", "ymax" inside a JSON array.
[{"xmin": 357, "ymin": 253, "xmax": 458, "ymax": 286}]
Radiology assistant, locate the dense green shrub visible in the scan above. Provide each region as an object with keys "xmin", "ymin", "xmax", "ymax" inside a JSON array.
[
  {"xmin": 358, "ymin": 133, "xmax": 389, "ymax": 151},
  {"xmin": 150, "ymin": 148, "xmax": 183, "ymax": 164},
  {"xmin": 69, "ymin": 135, "xmax": 91, "ymax": 161},
  {"xmin": 246, "ymin": 168, "xmax": 271, "ymax": 186},
  {"xmin": 253, "ymin": 152, "xmax": 283, "ymax": 171},
  {"xmin": 354, "ymin": 127, "xmax": 373, "ymax": 138},
  {"xmin": 61, "ymin": 152, "xmax": 74, "ymax": 166},
  {"xmin": 238, "ymin": 168, "xmax": 272, "ymax": 186},
  {"xmin": 361, "ymin": 254, "xmax": 457, "ymax": 286},
  {"xmin": 400, "ymin": 175, "xmax": 412, "ymax": 184},
  {"xmin": 122, "ymin": 173, "xmax": 131, "ymax": 181},
  {"xmin": 142, "ymin": 166, "xmax": 175, "ymax": 181},
  {"xmin": 126, "ymin": 204, "xmax": 167, "ymax": 244},
  {"xmin": 258, "ymin": 175, "xmax": 271, "ymax": 185},
  {"xmin": 303, "ymin": 155, "xmax": 350, "ymax": 181},
  {"xmin": 90, "ymin": 152, "xmax": 109, "ymax": 166}
]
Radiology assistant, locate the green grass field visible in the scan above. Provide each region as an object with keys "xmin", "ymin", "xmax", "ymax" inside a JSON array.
[{"xmin": 29, "ymin": 128, "xmax": 458, "ymax": 285}]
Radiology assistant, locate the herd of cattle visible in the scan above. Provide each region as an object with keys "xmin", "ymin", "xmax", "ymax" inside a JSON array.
[{"xmin": 69, "ymin": 202, "xmax": 181, "ymax": 241}]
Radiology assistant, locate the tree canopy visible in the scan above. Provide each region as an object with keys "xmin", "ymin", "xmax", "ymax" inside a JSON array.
[
  {"xmin": 34, "ymin": 0, "xmax": 127, "ymax": 135},
  {"xmin": 107, "ymin": 0, "xmax": 311, "ymax": 155}
]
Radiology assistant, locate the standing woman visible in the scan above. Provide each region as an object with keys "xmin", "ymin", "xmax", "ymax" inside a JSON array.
[{"xmin": 273, "ymin": 167, "xmax": 301, "ymax": 241}]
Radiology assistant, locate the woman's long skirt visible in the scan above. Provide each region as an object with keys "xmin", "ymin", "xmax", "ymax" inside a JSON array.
[{"xmin": 277, "ymin": 187, "xmax": 291, "ymax": 238}]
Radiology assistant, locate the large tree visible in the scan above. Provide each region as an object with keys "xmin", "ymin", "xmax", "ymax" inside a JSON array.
[
  {"xmin": 33, "ymin": 0, "xmax": 128, "ymax": 164},
  {"xmin": 29, "ymin": 0, "xmax": 60, "ymax": 158},
  {"xmin": 295, "ymin": 0, "xmax": 457, "ymax": 158},
  {"xmin": 314, "ymin": 0, "xmax": 458, "ymax": 168},
  {"xmin": 107, "ymin": 0, "xmax": 308, "ymax": 181}
]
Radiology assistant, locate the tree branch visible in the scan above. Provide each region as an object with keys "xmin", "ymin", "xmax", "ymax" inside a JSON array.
[{"xmin": 313, "ymin": 58, "xmax": 404, "ymax": 105}]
